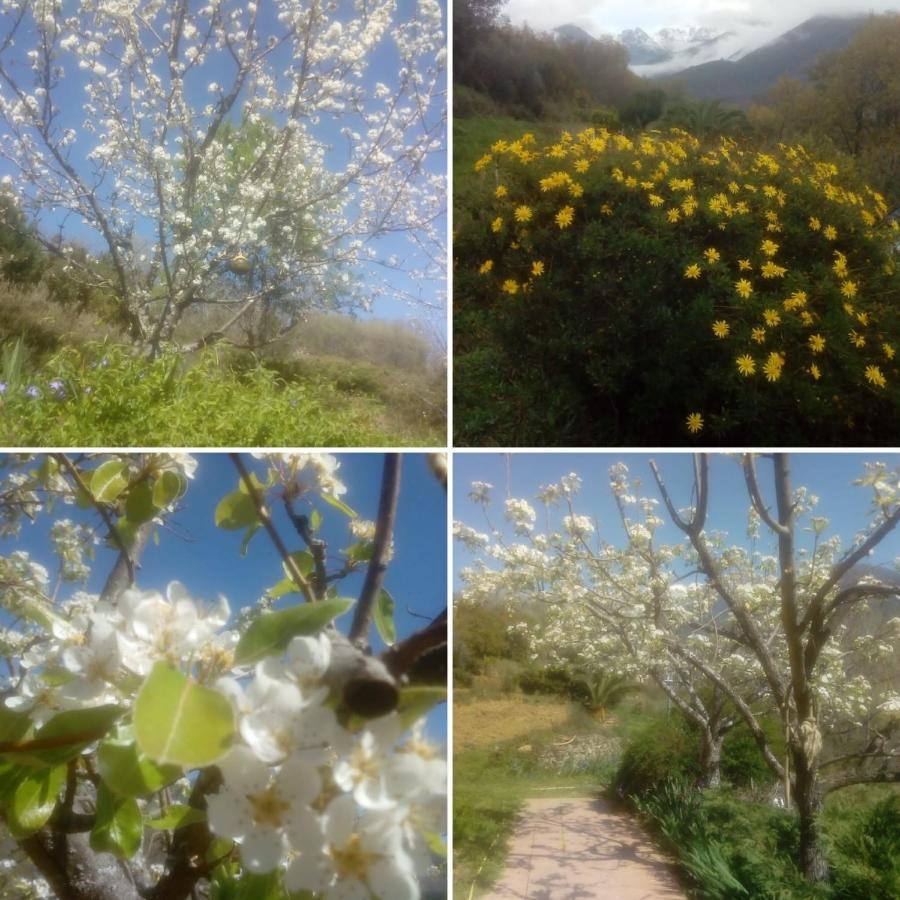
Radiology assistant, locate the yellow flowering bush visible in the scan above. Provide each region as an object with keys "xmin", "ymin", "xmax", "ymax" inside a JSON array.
[{"xmin": 455, "ymin": 127, "xmax": 900, "ymax": 445}]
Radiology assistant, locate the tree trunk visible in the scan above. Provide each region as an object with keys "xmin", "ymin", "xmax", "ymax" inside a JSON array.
[
  {"xmin": 793, "ymin": 749, "xmax": 829, "ymax": 882},
  {"xmin": 698, "ymin": 730, "xmax": 723, "ymax": 788}
]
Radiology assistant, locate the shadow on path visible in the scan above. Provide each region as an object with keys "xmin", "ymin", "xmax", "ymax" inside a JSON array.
[{"xmin": 481, "ymin": 796, "xmax": 686, "ymax": 900}]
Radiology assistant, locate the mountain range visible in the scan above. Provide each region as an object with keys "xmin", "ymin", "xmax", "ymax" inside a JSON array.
[{"xmin": 553, "ymin": 14, "xmax": 877, "ymax": 105}]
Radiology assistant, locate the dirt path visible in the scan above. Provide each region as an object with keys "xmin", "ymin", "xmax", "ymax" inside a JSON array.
[{"xmin": 480, "ymin": 796, "xmax": 687, "ymax": 900}]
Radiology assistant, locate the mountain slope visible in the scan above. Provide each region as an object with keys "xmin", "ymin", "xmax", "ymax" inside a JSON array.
[{"xmin": 662, "ymin": 15, "xmax": 871, "ymax": 105}]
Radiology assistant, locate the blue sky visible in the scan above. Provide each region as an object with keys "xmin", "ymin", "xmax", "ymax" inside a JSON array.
[
  {"xmin": 0, "ymin": 0, "xmax": 446, "ymax": 328},
  {"xmin": 2, "ymin": 452, "xmax": 447, "ymax": 742},
  {"xmin": 453, "ymin": 452, "xmax": 900, "ymax": 591}
]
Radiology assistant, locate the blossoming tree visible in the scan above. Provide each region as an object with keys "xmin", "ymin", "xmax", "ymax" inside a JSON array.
[
  {"xmin": 455, "ymin": 454, "xmax": 900, "ymax": 883},
  {"xmin": 0, "ymin": 451, "xmax": 447, "ymax": 899},
  {"xmin": 0, "ymin": 0, "xmax": 446, "ymax": 355}
]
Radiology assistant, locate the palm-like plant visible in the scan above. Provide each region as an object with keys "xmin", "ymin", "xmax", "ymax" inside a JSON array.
[
  {"xmin": 578, "ymin": 669, "xmax": 637, "ymax": 721},
  {"xmin": 656, "ymin": 98, "xmax": 748, "ymax": 139}
]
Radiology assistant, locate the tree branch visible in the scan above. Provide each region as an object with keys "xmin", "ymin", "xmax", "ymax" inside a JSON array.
[{"xmin": 349, "ymin": 454, "xmax": 402, "ymax": 647}]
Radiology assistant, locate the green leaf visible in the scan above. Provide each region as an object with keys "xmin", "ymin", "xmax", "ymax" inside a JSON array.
[
  {"xmin": 214, "ymin": 492, "xmax": 258, "ymax": 530},
  {"xmin": 239, "ymin": 522, "xmax": 260, "ymax": 557},
  {"xmin": 97, "ymin": 727, "xmax": 181, "ymax": 797},
  {"xmin": 282, "ymin": 550, "xmax": 314, "ymax": 586},
  {"xmin": 152, "ymin": 470, "xmax": 184, "ymax": 509},
  {"xmin": 125, "ymin": 482, "xmax": 156, "ymax": 525},
  {"xmin": 373, "ymin": 588, "xmax": 397, "ymax": 646},
  {"xmin": 7, "ymin": 765, "xmax": 65, "ymax": 837},
  {"xmin": 422, "ymin": 829, "xmax": 447, "ymax": 858},
  {"xmin": 234, "ymin": 597, "xmax": 354, "ymax": 666},
  {"xmin": 133, "ymin": 663, "xmax": 235, "ymax": 767},
  {"xmin": 396, "ymin": 686, "xmax": 446, "ymax": 730},
  {"xmin": 266, "ymin": 577, "xmax": 299, "ymax": 600},
  {"xmin": 0, "ymin": 707, "xmax": 32, "ymax": 745},
  {"xmin": 320, "ymin": 493, "xmax": 357, "ymax": 518},
  {"xmin": 344, "ymin": 541, "xmax": 374, "ymax": 564},
  {"xmin": 310, "ymin": 509, "xmax": 322, "ymax": 533},
  {"xmin": 5, "ymin": 705, "xmax": 123, "ymax": 767},
  {"xmin": 91, "ymin": 460, "xmax": 128, "ymax": 503},
  {"xmin": 146, "ymin": 804, "xmax": 207, "ymax": 830},
  {"xmin": 90, "ymin": 782, "xmax": 142, "ymax": 858},
  {"xmin": 237, "ymin": 471, "xmax": 267, "ymax": 496}
]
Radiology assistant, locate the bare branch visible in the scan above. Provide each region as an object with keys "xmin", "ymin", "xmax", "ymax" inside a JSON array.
[
  {"xmin": 742, "ymin": 454, "xmax": 788, "ymax": 535},
  {"xmin": 349, "ymin": 454, "xmax": 402, "ymax": 647}
]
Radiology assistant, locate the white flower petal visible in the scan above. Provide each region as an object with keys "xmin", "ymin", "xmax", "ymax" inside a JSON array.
[
  {"xmin": 240, "ymin": 826, "xmax": 284, "ymax": 874},
  {"xmin": 324, "ymin": 795, "xmax": 357, "ymax": 846}
]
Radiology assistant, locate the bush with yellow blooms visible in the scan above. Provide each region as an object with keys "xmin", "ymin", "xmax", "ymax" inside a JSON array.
[{"xmin": 454, "ymin": 127, "xmax": 900, "ymax": 445}]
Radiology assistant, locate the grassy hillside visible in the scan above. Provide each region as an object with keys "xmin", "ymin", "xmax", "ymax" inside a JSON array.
[{"xmin": 0, "ymin": 281, "xmax": 445, "ymax": 446}]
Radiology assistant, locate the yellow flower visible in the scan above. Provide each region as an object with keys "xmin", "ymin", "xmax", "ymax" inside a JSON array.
[
  {"xmin": 738, "ymin": 259, "xmax": 752, "ymax": 271},
  {"xmin": 760, "ymin": 261, "xmax": 786, "ymax": 279},
  {"xmin": 809, "ymin": 216, "xmax": 821, "ymax": 231},
  {"xmin": 763, "ymin": 352, "xmax": 785, "ymax": 382},
  {"xmin": 801, "ymin": 311, "xmax": 814, "ymax": 327},
  {"xmin": 514, "ymin": 205, "xmax": 533, "ymax": 223},
  {"xmin": 684, "ymin": 264, "xmax": 702, "ymax": 280},
  {"xmin": 840, "ymin": 280, "xmax": 858, "ymax": 298},
  {"xmin": 501, "ymin": 279, "xmax": 519, "ymax": 295},
  {"xmin": 666, "ymin": 208, "xmax": 682, "ymax": 223},
  {"xmin": 751, "ymin": 327, "xmax": 766, "ymax": 344},
  {"xmin": 555, "ymin": 206, "xmax": 575, "ymax": 229},
  {"xmin": 856, "ymin": 311, "xmax": 869, "ymax": 326},
  {"xmin": 569, "ymin": 183, "xmax": 584, "ymax": 199},
  {"xmin": 474, "ymin": 154, "xmax": 492, "ymax": 172},
  {"xmin": 884, "ymin": 343, "xmax": 896, "ymax": 360},
  {"xmin": 810, "ymin": 364, "xmax": 821, "ymax": 380},
  {"xmin": 478, "ymin": 260, "xmax": 494, "ymax": 275},
  {"xmin": 704, "ymin": 248, "xmax": 721, "ymax": 264},
  {"xmin": 763, "ymin": 309, "xmax": 781, "ymax": 327},
  {"xmin": 823, "ymin": 225, "xmax": 838, "ymax": 240},
  {"xmin": 832, "ymin": 251, "xmax": 848, "ymax": 278},
  {"xmin": 712, "ymin": 320, "xmax": 730, "ymax": 338},
  {"xmin": 491, "ymin": 216, "xmax": 503, "ymax": 233},
  {"xmin": 809, "ymin": 334, "xmax": 825, "ymax": 353},
  {"xmin": 686, "ymin": 412, "xmax": 703, "ymax": 434},
  {"xmin": 531, "ymin": 260, "xmax": 545, "ymax": 277},
  {"xmin": 865, "ymin": 365, "xmax": 886, "ymax": 388},
  {"xmin": 574, "ymin": 159, "xmax": 589, "ymax": 173},
  {"xmin": 494, "ymin": 185, "xmax": 508, "ymax": 198},
  {"xmin": 849, "ymin": 330, "xmax": 865, "ymax": 348},
  {"xmin": 648, "ymin": 194, "xmax": 665, "ymax": 207},
  {"xmin": 760, "ymin": 239, "xmax": 779, "ymax": 257},
  {"xmin": 736, "ymin": 355, "xmax": 756, "ymax": 376},
  {"xmin": 735, "ymin": 278, "xmax": 753, "ymax": 299}
]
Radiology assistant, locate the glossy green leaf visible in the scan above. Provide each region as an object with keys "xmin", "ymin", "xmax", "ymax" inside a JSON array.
[
  {"xmin": 134, "ymin": 663, "xmax": 235, "ymax": 767},
  {"xmin": 90, "ymin": 782, "xmax": 142, "ymax": 858},
  {"xmin": 152, "ymin": 470, "xmax": 184, "ymax": 509},
  {"xmin": 214, "ymin": 492, "xmax": 258, "ymax": 530},
  {"xmin": 396, "ymin": 686, "xmax": 446, "ymax": 730},
  {"xmin": 8, "ymin": 765, "xmax": 64, "ymax": 837},
  {"xmin": 7, "ymin": 705, "xmax": 123, "ymax": 767},
  {"xmin": 97, "ymin": 727, "xmax": 181, "ymax": 797},
  {"xmin": 91, "ymin": 460, "xmax": 128, "ymax": 503},
  {"xmin": 125, "ymin": 482, "xmax": 156, "ymax": 525},
  {"xmin": 310, "ymin": 509, "xmax": 322, "ymax": 533},
  {"xmin": 0, "ymin": 707, "xmax": 32, "ymax": 745},
  {"xmin": 320, "ymin": 492, "xmax": 357, "ymax": 518},
  {"xmin": 373, "ymin": 588, "xmax": 397, "ymax": 646},
  {"xmin": 422, "ymin": 829, "xmax": 447, "ymax": 857},
  {"xmin": 146, "ymin": 804, "xmax": 207, "ymax": 830},
  {"xmin": 239, "ymin": 522, "xmax": 260, "ymax": 557},
  {"xmin": 266, "ymin": 577, "xmax": 299, "ymax": 600},
  {"xmin": 234, "ymin": 597, "xmax": 354, "ymax": 665},
  {"xmin": 281, "ymin": 550, "xmax": 314, "ymax": 586},
  {"xmin": 237, "ymin": 471, "xmax": 267, "ymax": 496},
  {"xmin": 344, "ymin": 541, "xmax": 373, "ymax": 564}
]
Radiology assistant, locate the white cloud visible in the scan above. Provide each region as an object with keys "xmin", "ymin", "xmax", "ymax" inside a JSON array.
[{"xmin": 502, "ymin": 0, "xmax": 898, "ymax": 42}]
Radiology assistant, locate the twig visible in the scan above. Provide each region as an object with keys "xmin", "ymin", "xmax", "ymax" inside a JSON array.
[
  {"xmin": 229, "ymin": 454, "xmax": 313, "ymax": 603},
  {"xmin": 349, "ymin": 454, "xmax": 402, "ymax": 647},
  {"xmin": 54, "ymin": 454, "xmax": 135, "ymax": 589},
  {"xmin": 381, "ymin": 608, "xmax": 446, "ymax": 678},
  {"xmin": 284, "ymin": 499, "xmax": 327, "ymax": 600}
]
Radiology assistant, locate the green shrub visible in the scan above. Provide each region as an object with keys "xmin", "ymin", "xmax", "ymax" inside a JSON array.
[
  {"xmin": 721, "ymin": 715, "xmax": 784, "ymax": 789},
  {"xmin": 0, "ymin": 343, "xmax": 413, "ymax": 446},
  {"xmin": 615, "ymin": 713, "xmax": 701, "ymax": 797},
  {"xmin": 829, "ymin": 793, "xmax": 900, "ymax": 899},
  {"xmin": 518, "ymin": 664, "xmax": 582, "ymax": 698},
  {"xmin": 455, "ymin": 127, "xmax": 900, "ymax": 446},
  {"xmin": 453, "ymin": 602, "xmax": 531, "ymax": 682}
]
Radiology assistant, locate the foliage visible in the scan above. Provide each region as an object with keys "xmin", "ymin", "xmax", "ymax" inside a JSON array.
[
  {"xmin": 0, "ymin": 191, "xmax": 46, "ymax": 286},
  {"xmin": 578, "ymin": 670, "xmax": 638, "ymax": 719},
  {"xmin": 454, "ymin": 126, "xmax": 900, "ymax": 446},
  {"xmin": 518, "ymin": 664, "xmax": 586, "ymax": 700},
  {"xmin": 721, "ymin": 715, "xmax": 784, "ymax": 790},
  {"xmin": 453, "ymin": 602, "xmax": 531, "ymax": 683},
  {"xmin": 615, "ymin": 715, "xmax": 702, "ymax": 798},
  {"xmin": 0, "ymin": 341, "xmax": 439, "ymax": 447},
  {"xmin": 0, "ymin": 453, "xmax": 446, "ymax": 899}
]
